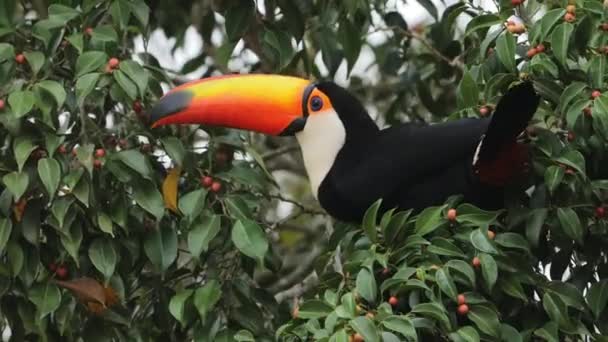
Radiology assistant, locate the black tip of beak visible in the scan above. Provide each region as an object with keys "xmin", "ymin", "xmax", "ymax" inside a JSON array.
[{"xmin": 149, "ymin": 90, "xmax": 194, "ymax": 126}]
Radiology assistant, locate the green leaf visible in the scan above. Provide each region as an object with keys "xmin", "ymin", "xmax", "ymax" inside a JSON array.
[
  {"xmin": 455, "ymin": 204, "xmax": 500, "ymax": 225},
  {"xmin": 500, "ymin": 324, "xmax": 522, "ymax": 342},
  {"xmin": 34, "ymin": 80, "xmax": 67, "ymax": 110},
  {"xmin": 362, "ymin": 199, "xmax": 381, "ymax": 243},
  {"xmin": 48, "ymin": 4, "xmax": 79, "ymax": 22},
  {"xmin": 8, "ymin": 90, "xmax": 35, "ymax": 118},
  {"xmin": 129, "ymin": 0, "xmax": 150, "ymax": 27},
  {"xmin": 188, "ymin": 215, "xmax": 220, "ymax": 258},
  {"xmin": 556, "ymin": 150, "xmax": 586, "ymax": 175},
  {"xmin": 66, "ymin": 33, "xmax": 83, "ymax": 54},
  {"xmin": 119, "ymin": 60, "xmax": 148, "ymax": 98},
  {"xmin": 23, "ymin": 51, "xmax": 44, "ymax": 75},
  {"xmin": 457, "ymin": 70, "xmax": 479, "ymax": 108},
  {"xmin": 0, "ymin": 218, "xmax": 12, "ymax": 255},
  {"xmin": 110, "ymin": 0, "xmax": 131, "ymax": 30},
  {"xmin": 169, "ymin": 289, "xmax": 193, "ymax": 326},
  {"xmin": 37, "ymin": 158, "xmax": 61, "ymax": 200},
  {"xmin": 13, "ymin": 136, "xmax": 36, "ymax": 172},
  {"xmin": 470, "ymin": 228, "xmax": 498, "ymax": 254},
  {"xmin": 3, "ymin": 172, "xmax": 29, "ymax": 200},
  {"xmin": 534, "ymin": 322, "xmax": 559, "ymax": 342},
  {"xmin": 29, "ymin": 283, "xmax": 61, "ymax": 319},
  {"xmin": 113, "ymin": 69, "xmax": 138, "ymax": 100},
  {"xmin": 61, "ymin": 224, "xmax": 82, "ymax": 266},
  {"xmin": 494, "ymin": 233, "xmax": 530, "ymax": 253},
  {"xmin": 133, "ymin": 180, "xmax": 164, "ymax": 219},
  {"xmin": 465, "ymin": 14, "xmax": 501, "ymax": 37},
  {"xmin": 350, "ymin": 317, "xmax": 379, "ymax": 342},
  {"xmin": 539, "ymin": 9, "xmax": 566, "ymax": 40},
  {"xmin": 452, "ymin": 326, "xmax": 480, "ymax": 342},
  {"xmin": 75, "ymin": 143, "xmax": 94, "ymax": 176},
  {"xmin": 75, "ymin": 73, "xmax": 101, "ymax": 106},
  {"xmin": 415, "ymin": 205, "xmax": 445, "ymax": 236},
  {"xmin": 558, "ymin": 82, "xmax": 587, "ymax": 114},
  {"xmin": 75, "ymin": 51, "xmax": 108, "ymax": 77},
  {"xmin": 224, "ymin": 196, "xmax": 252, "ymax": 221},
  {"xmin": 586, "ymin": 280, "xmax": 608, "ymax": 318},
  {"xmin": 546, "ymin": 282, "xmax": 586, "ymax": 311},
  {"xmin": 179, "ymin": 189, "xmax": 207, "ymax": 222},
  {"xmin": 543, "ymin": 292, "xmax": 568, "ymax": 326},
  {"xmin": 557, "ymin": 207, "xmax": 583, "ymax": 245},
  {"xmin": 231, "ymin": 219, "xmax": 268, "ymax": 266},
  {"xmin": 496, "ymin": 32, "xmax": 516, "ymax": 72},
  {"xmin": 436, "ymin": 268, "xmax": 458, "ymax": 300},
  {"xmin": 588, "ymin": 55, "xmax": 605, "ymax": 89},
  {"xmin": 114, "ymin": 150, "xmax": 152, "ymax": 179},
  {"xmin": 381, "ymin": 316, "xmax": 417, "ymax": 340},
  {"xmin": 551, "ymin": 23, "xmax": 573, "ymax": 68},
  {"xmin": 88, "ymin": 238, "xmax": 117, "ymax": 281},
  {"xmin": 428, "ymin": 237, "xmax": 465, "ymax": 258},
  {"xmin": 445, "ymin": 260, "xmax": 476, "ymax": 288},
  {"xmin": 193, "ymin": 280, "xmax": 222, "ymax": 320},
  {"xmin": 91, "ymin": 25, "xmax": 118, "ymax": 43},
  {"xmin": 356, "ymin": 267, "xmax": 377, "ymax": 304},
  {"xmin": 526, "ymin": 208, "xmax": 547, "ymax": 247},
  {"xmin": 144, "ymin": 226, "xmax": 178, "ymax": 272},
  {"xmin": 225, "ymin": 1, "xmax": 254, "ymax": 41},
  {"xmin": 544, "ymin": 165, "xmax": 564, "ymax": 193},
  {"xmin": 97, "ymin": 212, "xmax": 114, "ymax": 236},
  {"xmin": 479, "ymin": 253, "xmax": 498, "ymax": 291},
  {"xmin": 160, "ymin": 137, "xmax": 185, "ymax": 166},
  {"xmin": 338, "ymin": 19, "xmax": 361, "ymax": 75},
  {"xmin": 468, "ymin": 306, "xmax": 500, "ymax": 337},
  {"xmin": 298, "ymin": 300, "xmax": 334, "ymax": 319},
  {"xmin": 411, "ymin": 302, "xmax": 451, "ymax": 330},
  {"xmin": 417, "ymin": 0, "xmax": 437, "ymax": 19}
]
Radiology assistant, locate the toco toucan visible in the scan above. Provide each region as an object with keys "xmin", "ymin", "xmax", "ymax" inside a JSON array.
[{"xmin": 149, "ymin": 74, "xmax": 540, "ymax": 222}]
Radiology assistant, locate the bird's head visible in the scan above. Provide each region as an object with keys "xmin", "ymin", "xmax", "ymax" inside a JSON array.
[{"xmin": 148, "ymin": 74, "xmax": 336, "ymax": 136}]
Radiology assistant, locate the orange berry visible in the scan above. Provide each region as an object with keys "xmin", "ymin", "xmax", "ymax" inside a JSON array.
[
  {"xmin": 457, "ymin": 304, "xmax": 469, "ymax": 315},
  {"xmin": 592, "ymin": 90, "xmax": 602, "ymax": 99},
  {"xmin": 566, "ymin": 5, "xmax": 576, "ymax": 13},
  {"xmin": 93, "ymin": 159, "xmax": 102, "ymax": 169},
  {"xmin": 85, "ymin": 27, "xmax": 93, "ymax": 35},
  {"xmin": 479, "ymin": 106, "xmax": 490, "ymax": 117},
  {"xmin": 211, "ymin": 181, "xmax": 222, "ymax": 193},
  {"xmin": 388, "ymin": 296, "xmax": 398, "ymax": 306},
  {"xmin": 95, "ymin": 148, "xmax": 106, "ymax": 158},
  {"xmin": 352, "ymin": 333, "xmax": 364, "ymax": 342},
  {"xmin": 472, "ymin": 257, "xmax": 481, "ymax": 268},
  {"xmin": 56, "ymin": 265, "xmax": 68, "ymax": 279},
  {"xmin": 457, "ymin": 294, "xmax": 466, "ymax": 305},
  {"xmin": 447, "ymin": 208, "xmax": 457, "ymax": 221},
  {"xmin": 0, "ymin": 99, "xmax": 4, "ymax": 110},
  {"xmin": 526, "ymin": 48, "xmax": 537, "ymax": 58},
  {"xmin": 487, "ymin": 230, "xmax": 496, "ymax": 240},
  {"xmin": 601, "ymin": 23, "xmax": 608, "ymax": 31},
  {"xmin": 201, "ymin": 176, "xmax": 213, "ymax": 188},
  {"xmin": 536, "ymin": 43, "xmax": 546, "ymax": 52},
  {"xmin": 108, "ymin": 57, "xmax": 120, "ymax": 69},
  {"xmin": 567, "ymin": 132, "xmax": 575, "ymax": 141}
]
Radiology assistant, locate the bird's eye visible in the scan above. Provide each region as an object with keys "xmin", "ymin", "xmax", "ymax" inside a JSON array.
[{"xmin": 310, "ymin": 96, "xmax": 323, "ymax": 111}]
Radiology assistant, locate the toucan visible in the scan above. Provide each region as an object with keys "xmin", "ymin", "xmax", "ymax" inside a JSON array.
[{"xmin": 148, "ymin": 74, "xmax": 540, "ymax": 222}]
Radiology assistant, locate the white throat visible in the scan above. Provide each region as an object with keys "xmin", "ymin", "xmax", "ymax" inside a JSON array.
[{"xmin": 295, "ymin": 110, "xmax": 346, "ymax": 198}]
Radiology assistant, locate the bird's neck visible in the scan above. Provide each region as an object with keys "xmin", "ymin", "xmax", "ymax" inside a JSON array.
[{"xmin": 296, "ymin": 112, "xmax": 346, "ymax": 198}]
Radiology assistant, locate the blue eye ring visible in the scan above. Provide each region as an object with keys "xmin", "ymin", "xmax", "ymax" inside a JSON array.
[{"xmin": 310, "ymin": 96, "xmax": 323, "ymax": 111}]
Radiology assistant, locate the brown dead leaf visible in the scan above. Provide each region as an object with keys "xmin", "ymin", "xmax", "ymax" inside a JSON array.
[
  {"xmin": 162, "ymin": 167, "xmax": 181, "ymax": 214},
  {"xmin": 54, "ymin": 277, "xmax": 121, "ymax": 315}
]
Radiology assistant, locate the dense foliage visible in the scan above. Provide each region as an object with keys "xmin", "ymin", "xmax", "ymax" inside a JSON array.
[{"xmin": 0, "ymin": 0, "xmax": 608, "ymax": 341}]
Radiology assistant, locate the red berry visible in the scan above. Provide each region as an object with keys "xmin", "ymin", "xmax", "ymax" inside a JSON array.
[
  {"xmin": 472, "ymin": 257, "xmax": 481, "ymax": 268},
  {"xmin": 85, "ymin": 27, "xmax": 93, "ymax": 35},
  {"xmin": 564, "ymin": 12, "xmax": 575, "ymax": 23},
  {"xmin": 596, "ymin": 206, "xmax": 605, "ymax": 218},
  {"xmin": 536, "ymin": 43, "xmax": 546, "ymax": 53},
  {"xmin": 0, "ymin": 99, "xmax": 4, "ymax": 110},
  {"xmin": 15, "ymin": 54, "xmax": 25, "ymax": 64},
  {"xmin": 95, "ymin": 148, "xmax": 106, "ymax": 158},
  {"xmin": 93, "ymin": 159, "xmax": 103, "ymax": 169},
  {"xmin": 487, "ymin": 230, "xmax": 496, "ymax": 240},
  {"xmin": 526, "ymin": 48, "xmax": 537, "ymax": 58},
  {"xmin": 565, "ymin": 168, "xmax": 575, "ymax": 175},
  {"xmin": 49, "ymin": 262, "xmax": 57, "ymax": 272},
  {"xmin": 382, "ymin": 267, "xmax": 391, "ymax": 276},
  {"xmin": 57, "ymin": 144, "xmax": 67, "ymax": 154},
  {"xmin": 567, "ymin": 132, "xmax": 575, "ymax": 141},
  {"xmin": 592, "ymin": 90, "xmax": 602, "ymax": 99},
  {"xmin": 108, "ymin": 57, "xmax": 120, "ymax": 69},
  {"xmin": 479, "ymin": 106, "xmax": 490, "ymax": 117},
  {"xmin": 583, "ymin": 107, "xmax": 592, "ymax": 117},
  {"xmin": 201, "ymin": 176, "xmax": 213, "ymax": 188},
  {"xmin": 56, "ymin": 265, "xmax": 68, "ymax": 279},
  {"xmin": 511, "ymin": 0, "xmax": 522, "ymax": 6},
  {"xmin": 388, "ymin": 296, "xmax": 398, "ymax": 306},
  {"xmin": 352, "ymin": 333, "xmax": 364, "ymax": 342},
  {"xmin": 601, "ymin": 23, "xmax": 608, "ymax": 31},
  {"xmin": 457, "ymin": 294, "xmax": 466, "ymax": 305},
  {"xmin": 133, "ymin": 100, "xmax": 143, "ymax": 113},
  {"xmin": 211, "ymin": 181, "xmax": 222, "ymax": 193},
  {"xmin": 457, "ymin": 304, "xmax": 469, "ymax": 315},
  {"xmin": 447, "ymin": 208, "xmax": 457, "ymax": 221}
]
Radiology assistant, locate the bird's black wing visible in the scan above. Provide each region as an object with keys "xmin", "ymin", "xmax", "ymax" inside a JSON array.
[{"xmin": 319, "ymin": 118, "xmax": 490, "ymax": 220}]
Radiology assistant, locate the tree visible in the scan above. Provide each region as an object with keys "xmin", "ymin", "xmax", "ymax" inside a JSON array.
[{"xmin": 0, "ymin": 0, "xmax": 607, "ymax": 341}]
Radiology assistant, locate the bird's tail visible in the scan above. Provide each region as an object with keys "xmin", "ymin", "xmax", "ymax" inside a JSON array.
[{"xmin": 473, "ymin": 81, "xmax": 541, "ymax": 186}]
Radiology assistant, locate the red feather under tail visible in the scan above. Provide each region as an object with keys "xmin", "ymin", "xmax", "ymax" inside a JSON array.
[{"xmin": 474, "ymin": 142, "xmax": 530, "ymax": 186}]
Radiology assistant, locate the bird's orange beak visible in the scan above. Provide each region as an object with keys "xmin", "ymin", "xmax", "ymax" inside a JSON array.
[{"xmin": 149, "ymin": 74, "xmax": 314, "ymax": 136}]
